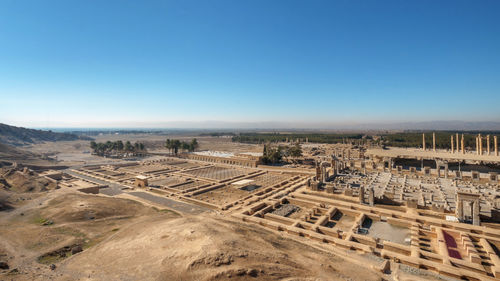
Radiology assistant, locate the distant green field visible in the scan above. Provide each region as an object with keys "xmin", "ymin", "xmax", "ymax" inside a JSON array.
[
  {"xmin": 231, "ymin": 132, "xmax": 500, "ymax": 149},
  {"xmin": 381, "ymin": 132, "xmax": 500, "ymax": 149},
  {"xmin": 231, "ymin": 133, "xmax": 367, "ymax": 144}
]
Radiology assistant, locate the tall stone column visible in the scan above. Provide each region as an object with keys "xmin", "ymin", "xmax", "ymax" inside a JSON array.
[
  {"xmin": 476, "ymin": 136, "xmax": 479, "ymax": 155},
  {"xmin": 456, "ymin": 133, "xmax": 459, "ymax": 153},
  {"xmin": 315, "ymin": 162, "xmax": 321, "ymax": 181},
  {"xmin": 461, "ymin": 134, "xmax": 465, "ymax": 154},
  {"xmin": 487, "ymin": 135, "xmax": 490, "ymax": 155},
  {"xmin": 451, "ymin": 135, "xmax": 454, "ymax": 153},
  {"xmin": 359, "ymin": 186, "xmax": 365, "ymax": 204},
  {"xmin": 479, "ymin": 134, "xmax": 483, "ymax": 155},
  {"xmin": 368, "ymin": 187, "xmax": 374, "ymax": 206},
  {"xmin": 472, "ymin": 200, "xmax": 480, "ymax": 226},
  {"xmin": 433, "ymin": 132, "xmax": 436, "ymax": 152},
  {"xmin": 456, "ymin": 198, "xmax": 463, "ymax": 221},
  {"xmin": 422, "ymin": 133, "xmax": 426, "ymax": 151},
  {"xmin": 495, "ymin": 136, "xmax": 498, "ymax": 156},
  {"xmin": 324, "ymin": 166, "xmax": 328, "ymax": 182}
]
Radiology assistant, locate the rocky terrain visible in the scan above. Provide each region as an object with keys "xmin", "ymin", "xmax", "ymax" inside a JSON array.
[
  {"xmin": 0, "ymin": 166, "xmax": 57, "ymax": 193},
  {"xmin": 56, "ymin": 214, "xmax": 379, "ymax": 281},
  {"xmin": 0, "ymin": 143, "xmax": 55, "ymax": 166},
  {"xmin": 0, "ymin": 185, "xmax": 382, "ymax": 281}
]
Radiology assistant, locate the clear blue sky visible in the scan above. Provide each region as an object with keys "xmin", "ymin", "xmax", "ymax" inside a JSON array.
[{"xmin": 0, "ymin": 0, "xmax": 499, "ymax": 128}]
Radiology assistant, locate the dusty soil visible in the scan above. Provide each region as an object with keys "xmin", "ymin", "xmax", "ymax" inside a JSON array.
[
  {"xmin": 55, "ymin": 214, "xmax": 380, "ymax": 281},
  {"xmin": 23, "ymin": 139, "xmax": 124, "ymax": 166},
  {"xmin": 23, "ymin": 135, "xmax": 263, "ymax": 165},
  {"xmin": 0, "ymin": 143, "xmax": 56, "ymax": 166},
  {"xmin": 1, "ymin": 167, "xmax": 57, "ymax": 193},
  {"xmin": 0, "ymin": 187, "xmax": 382, "ymax": 281},
  {"xmin": 0, "ymin": 189, "xmax": 176, "ymax": 280}
]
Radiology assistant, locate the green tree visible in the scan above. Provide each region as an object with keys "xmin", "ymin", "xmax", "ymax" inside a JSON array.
[
  {"xmin": 105, "ymin": 141, "xmax": 113, "ymax": 151},
  {"xmin": 189, "ymin": 138, "xmax": 199, "ymax": 152},
  {"xmin": 165, "ymin": 139, "xmax": 171, "ymax": 154},
  {"xmin": 288, "ymin": 144, "xmax": 302, "ymax": 158},
  {"xmin": 172, "ymin": 140, "xmax": 181, "ymax": 155},
  {"xmin": 96, "ymin": 143, "xmax": 106, "ymax": 156},
  {"xmin": 180, "ymin": 141, "xmax": 190, "ymax": 152},
  {"xmin": 261, "ymin": 144, "xmax": 283, "ymax": 164},
  {"xmin": 125, "ymin": 141, "xmax": 133, "ymax": 152},
  {"xmin": 90, "ymin": 141, "xmax": 97, "ymax": 150},
  {"xmin": 116, "ymin": 140, "xmax": 124, "ymax": 151}
]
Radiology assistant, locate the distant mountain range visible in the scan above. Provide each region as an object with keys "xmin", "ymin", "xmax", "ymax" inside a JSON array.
[
  {"xmin": 0, "ymin": 123, "xmax": 93, "ymax": 146},
  {"xmin": 311, "ymin": 121, "xmax": 500, "ymax": 131},
  {"xmin": 4, "ymin": 120, "xmax": 500, "ymax": 136},
  {"xmin": 65, "ymin": 120, "xmax": 499, "ymax": 131}
]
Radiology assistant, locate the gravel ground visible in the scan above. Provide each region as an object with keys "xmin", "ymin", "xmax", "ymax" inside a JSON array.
[{"xmin": 272, "ymin": 204, "xmax": 300, "ymax": 217}]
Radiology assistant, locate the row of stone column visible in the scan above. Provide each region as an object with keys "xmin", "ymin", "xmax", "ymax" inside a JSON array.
[
  {"xmin": 424, "ymin": 133, "xmax": 499, "ymax": 156},
  {"xmin": 422, "ymin": 133, "xmax": 438, "ymax": 151},
  {"xmin": 286, "ymin": 137, "xmax": 308, "ymax": 143},
  {"xmin": 450, "ymin": 133, "xmax": 465, "ymax": 154},
  {"xmin": 474, "ymin": 134, "xmax": 498, "ymax": 156}
]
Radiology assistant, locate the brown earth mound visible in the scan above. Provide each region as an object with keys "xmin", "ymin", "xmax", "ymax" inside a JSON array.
[
  {"xmin": 0, "ymin": 168, "xmax": 57, "ymax": 193},
  {"xmin": 41, "ymin": 193, "xmax": 154, "ymax": 223},
  {"xmin": 56, "ymin": 215, "xmax": 379, "ymax": 281},
  {"xmin": 0, "ymin": 191, "xmax": 175, "ymax": 280},
  {"xmin": 0, "ymin": 143, "xmax": 38, "ymax": 159}
]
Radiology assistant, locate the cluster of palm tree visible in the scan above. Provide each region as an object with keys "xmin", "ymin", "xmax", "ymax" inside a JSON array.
[
  {"xmin": 262, "ymin": 144, "xmax": 283, "ymax": 164},
  {"xmin": 165, "ymin": 138, "xmax": 199, "ymax": 155},
  {"xmin": 90, "ymin": 140, "xmax": 145, "ymax": 157},
  {"xmin": 261, "ymin": 143, "xmax": 303, "ymax": 164}
]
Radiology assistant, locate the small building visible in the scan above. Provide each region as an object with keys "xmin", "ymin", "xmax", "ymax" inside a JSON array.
[{"xmin": 135, "ymin": 175, "xmax": 149, "ymax": 188}]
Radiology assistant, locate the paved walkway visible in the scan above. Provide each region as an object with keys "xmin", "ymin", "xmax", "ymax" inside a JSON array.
[
  {"xmin": 64, "ymin": 170, "xmax": 124, "ymax": 196},
  {"xmin": 129, "ymin": 192, "xmax": 210, "ymax": 215}
]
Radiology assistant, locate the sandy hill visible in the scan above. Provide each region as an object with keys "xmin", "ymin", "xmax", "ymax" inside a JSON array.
[
  {"xmin": 0, "ymin": 189, "xmax": 443, "ymax": 280},
  {"xmin": 0, "ymin": 143, "xmax": 57, "ymax": 167},
  {"xmin": 0, "ymin": 123, "xmax": 92, "ymax": 147},
  {"xmin": 0, "ymin": 143, "xmax": 39, "ymax": 160},
  {"xmin": 56, "ymin": 214, "xmax": 381, "ymax": 281}
]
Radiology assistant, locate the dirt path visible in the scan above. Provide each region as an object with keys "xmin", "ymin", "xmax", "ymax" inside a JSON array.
[{"xmin": 128, "ymin": 191, "xmax": 210, "ymax": 214}]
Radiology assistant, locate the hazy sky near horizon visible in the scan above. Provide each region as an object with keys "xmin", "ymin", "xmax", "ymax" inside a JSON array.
[{"xmin": 0, "ymin": 0, "xmax": 499, "ymax": 128}]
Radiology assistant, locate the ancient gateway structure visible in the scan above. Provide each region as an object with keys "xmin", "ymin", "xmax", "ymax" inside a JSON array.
[{"xmin": 455, "ymin": 192, "xmax": 480, "ymax": 225}]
